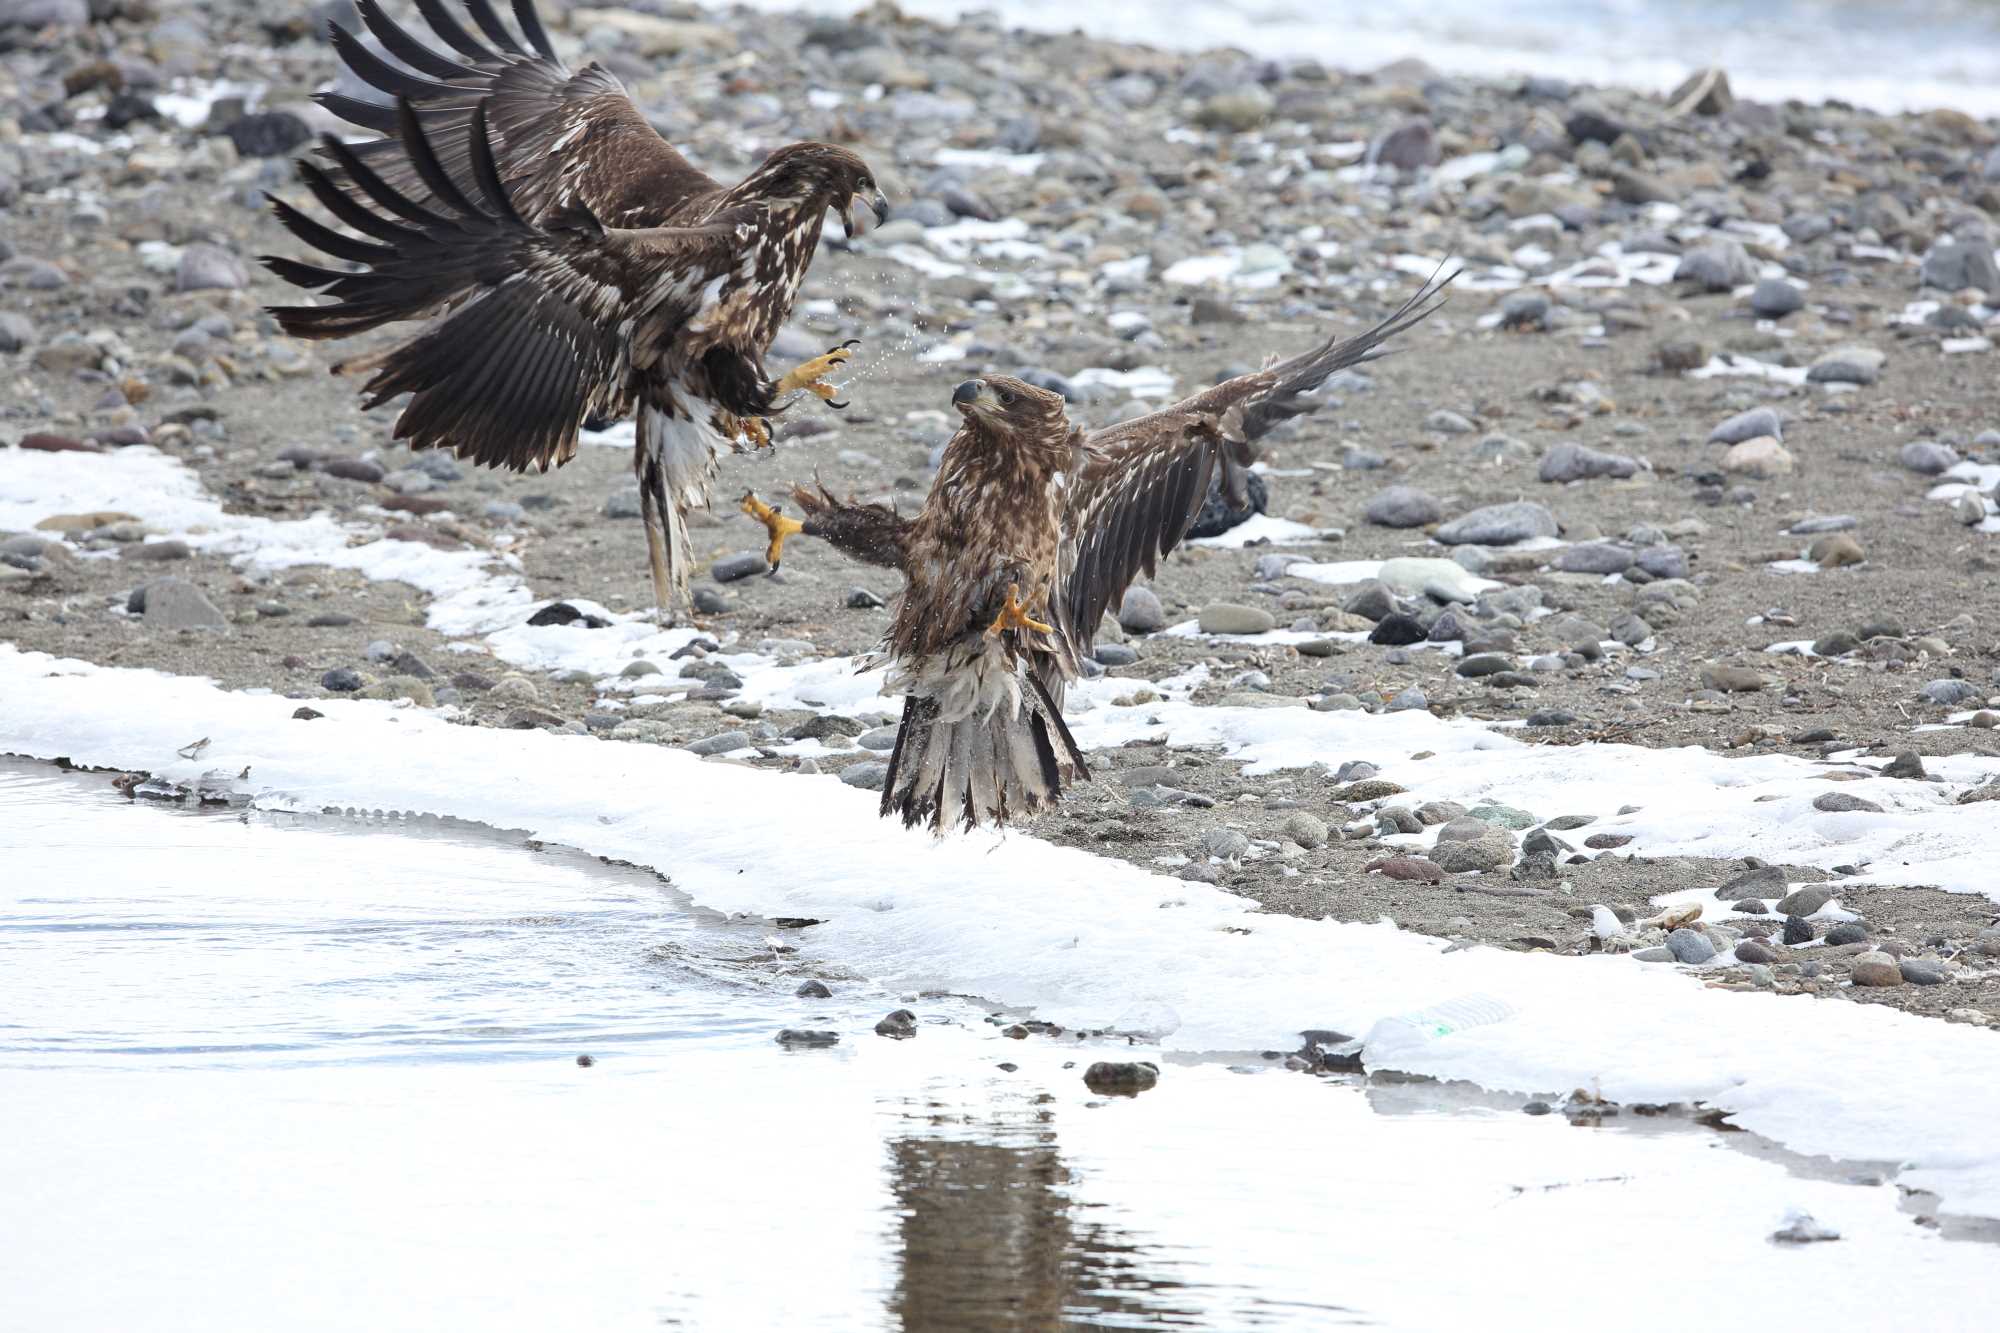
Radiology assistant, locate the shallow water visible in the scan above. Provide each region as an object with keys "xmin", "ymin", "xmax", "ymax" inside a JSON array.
[
  {"xmin": 2, "ymin": 757, "xmax": 1995, "ymax": 1330},
  {"xmin": 749, "ymin": 0, "xmax": 2000, "ymax": 115}
]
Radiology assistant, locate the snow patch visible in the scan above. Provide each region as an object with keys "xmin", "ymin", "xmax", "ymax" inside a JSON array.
[
  {"xmin": 1688, "ymin": 355, "xmax": 1812, "ymax": 386},
  {"xmin": 1185, "ymin": 514, "xmax": 1328, "ymax": 548},
  {"xmin": 0, "ymin": 447, "xmax": 528, "ymax": 635}
]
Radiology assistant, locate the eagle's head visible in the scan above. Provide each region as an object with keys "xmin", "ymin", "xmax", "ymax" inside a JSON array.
[
  {"xmin": 747, "ymin": 142, "xmax": 888, "ymax": 237},
  {"xmin": 951, "ymin": 375, "xmax": 1069, "ymax": 438}
]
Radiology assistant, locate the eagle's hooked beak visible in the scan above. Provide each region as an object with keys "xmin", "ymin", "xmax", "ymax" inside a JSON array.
[
  {"xmin": 952, "ymin": 378, "xmax": 992, "ymax": 417},
  {"xmin": 841, "ymin": 190, "xmax": 890, "ymax": 239}
]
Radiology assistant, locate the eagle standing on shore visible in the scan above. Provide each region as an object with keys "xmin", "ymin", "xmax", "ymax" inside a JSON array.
[
  {"xmin": 262, "ymin": 0, "xmax": 887, "ymax": 617},
  {"xmin": 742, "ymin": 271, "xmax": 1454, "ymax": 832}
]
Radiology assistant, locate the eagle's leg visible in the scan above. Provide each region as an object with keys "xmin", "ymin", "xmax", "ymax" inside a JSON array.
[
  {"xmin": 739, "ymin": 491, "xmax": 804, "ymax": 571},
  {"xmin": 774, "ymin": 340, "xmax": 859, "ymax": 409},
  {"xmin": 638, "ymin": 461, "xmax": 677, "ymax": 624},
  {"xmin": 984, "ymin": 583, "xmax": 1053, "ymax": 638}
]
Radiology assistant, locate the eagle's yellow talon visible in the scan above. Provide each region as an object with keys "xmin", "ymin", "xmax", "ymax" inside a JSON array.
[
  {"xmin": 740, "ymin": 491, "xmax": 804, "ymax": 569},
  {"xmin": 985, "ymin": 583, "xmax": 1052, "ymax": 638},
  {"xmin": 737, "ymin": 416, "xmax": 772, "ymax": 450},
  {"xmin": 775, "ymin": 345, "xmax": 854, "ymax": 401}
]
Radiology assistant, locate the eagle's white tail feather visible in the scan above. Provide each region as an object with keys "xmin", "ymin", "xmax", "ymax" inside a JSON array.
[
  {"xmin": 661, "ymin": 484, "xmax": 694, "ymax": 603},
  {"xmin": 878, "ymin": 639, "xmax": 1025, "ymax": 723},
  {"xmin": 880, "ymin": 642, "xmax": 1088, "ymax": 832},
  {"xmin": 637, "ymin": 403, "xmax": 721, "ymax": 614}
]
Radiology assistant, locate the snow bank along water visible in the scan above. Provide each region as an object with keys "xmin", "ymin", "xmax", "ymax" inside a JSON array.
[
  {"xmin": 13, "ymin": 759, "xmax": 1994, "ymax": 1333},
  {"xmin": 7, "ymin": 444, "xmax": 2000, "ymax": 1223},
  {"xmin": 4, "ymin": 647, "xmax": 1999, "ymax": 1226}
]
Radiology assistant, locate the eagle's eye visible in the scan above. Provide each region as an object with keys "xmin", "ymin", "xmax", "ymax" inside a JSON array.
[
  {"xmin": 998, "ymin": 389, "xmax": 1016, "ymax": 406},
  {"xmin": 858, "ymin": 175, "xmax": 874, "ymax": 191}
]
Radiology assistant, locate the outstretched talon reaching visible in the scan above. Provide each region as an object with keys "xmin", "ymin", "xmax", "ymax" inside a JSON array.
[
  {"xmin": 775, "ymin": 339, "xmax": 860, "ymax": 408},
  {"xmin": 985, "ymin": 583, "xmax": 1052, "ymax": 639},
  {"xmin": 740, "ymin": 491, "xmax": 805, "ymax": 570}
]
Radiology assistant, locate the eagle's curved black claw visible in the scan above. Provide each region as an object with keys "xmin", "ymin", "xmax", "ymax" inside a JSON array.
[
  {"xmin": 836, "ymin": 339, "xmax": 861, "ymax": 352},
  {"xmin": 828, "ymin": 397, "xmax": 850, "ymax": 410}
]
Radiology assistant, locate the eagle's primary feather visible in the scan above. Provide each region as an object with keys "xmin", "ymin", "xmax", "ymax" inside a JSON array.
[
  {"xmin": 787, "ymin": 269, "xmax": 1456, "ymax": 831},
  {"xmin": 263, "ymin": 0, "xmax": 886, "ymax": 616}
]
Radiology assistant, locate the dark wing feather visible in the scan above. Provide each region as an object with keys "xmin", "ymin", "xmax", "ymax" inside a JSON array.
[
  {"xmin": 317, "ymin": 0, "xmax": 720, "ymax": 228},
  {"xmin": 510, "ymin": 0, "xmax": 559, "ymax": 60},
  {"xmin": 1097, "ymin": 265, "xmax": 1457, "ymax": 467},
  {"xmin": 297, "ymin": 152, "xmax": 424, "ymax": 244},
  {"xmin": 1048, "ymin": 426, "xmax": 1218, "ymax": 665},
  {"xmin": 463, "ymin": 102, "xmax": 526, "ymax": 226},
  {"xmin": 1051, "ymin": 268, "xmax": 1456, "ymax": 655},
  {"xmin": 393, "ymin": 96, "xmax": 483, "ymax": 219},
  {"xmin": 267, "ymin": 189, "xmax": 398, "ymax": 264},
  {"xmin": 315, "ymin": 91, "xmax": 399, "ymax": 134},
  {"xmin": 463, "ymin": 0, "xmax": 528, "ymax": 56},
  {"xmin": 326, "ymin": 20, "xmax": 464, "ymax": 103},
  {"xmin": 1237, "ymin": 264, "xmax": 1456, "ymax": 443},
  {"xmin": 411, "ymin": 0, "xmax": 493, "ymax": 61},
  {"xmin": 351, "ymin": 0, "xmax": 479, "ymax": 82},
  {"xmin": 319, "ymin": 132, "xmax": 453, "ymax": 229},
  {"xmin": 262, "ymin": 255, "xmax": 355, "ymax": 290},
  {"xmin": 265, "ymin": 97, "xmax": 741, "ymax": 474}
]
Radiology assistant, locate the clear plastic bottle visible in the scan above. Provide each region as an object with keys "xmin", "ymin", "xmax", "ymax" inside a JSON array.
[{"xmin": 1362, "ymin": 993, "xmax": 1517, "ymax": 1065}]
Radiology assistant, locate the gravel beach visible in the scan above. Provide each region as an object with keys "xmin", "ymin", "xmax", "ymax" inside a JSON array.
[{"xmin": 4, "ymin": 1, "xmax": 1998, "ymax": 1026}]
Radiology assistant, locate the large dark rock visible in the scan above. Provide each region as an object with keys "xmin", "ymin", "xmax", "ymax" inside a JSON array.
[
  {"xmin": 1185, "ymin": 469, "xmax": 1267, "ymax": 540},
  {"xmin": 526, "ymin": 601, "xmax": 611, "ymax": 629},
  {"xmin": 1368, "ymin": 613, "xmax": 1427, "ymax": 646},
  {"xmin": 1083, "ymin": 1061, "xmax": 1159, "ymax": 1096},
  {"xmin": 223, "ymin": 111, "xmax": 311, "ymax": 158}
]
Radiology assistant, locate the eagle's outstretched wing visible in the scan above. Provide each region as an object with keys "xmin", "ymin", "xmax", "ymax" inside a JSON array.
[
  {"xmin": 789, "ymin": 483, "xmax": 914, "ymax": 570},
  {"xmin": 1048, "ymin": 269, "xmax": 1455, "ymax": 658},
  {"xmin": 266, "ymin": 98, "xmax": 745, "ymax": 473},
  {"xmin": 321, "ymin": 0, "xmax": 720, "ymax": 226}
]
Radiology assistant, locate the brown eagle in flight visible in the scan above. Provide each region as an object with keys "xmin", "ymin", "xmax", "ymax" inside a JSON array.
[
  {"xmin": 742, "ymin": 271, "xmax": 1453, "ymax": 832},
  {"xmin": 262, "ymin": 0, "xmax": 887, "ymax": 617}
]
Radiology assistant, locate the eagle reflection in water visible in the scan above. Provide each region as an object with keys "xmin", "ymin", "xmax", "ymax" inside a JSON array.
[{"xmin": 887, "ymin": 1128, "xmax": 1204, "ymax": 1330}]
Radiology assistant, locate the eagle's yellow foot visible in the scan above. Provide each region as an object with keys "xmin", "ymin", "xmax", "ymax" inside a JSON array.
[
  {"xmin": 984, "ymin": 583, "xmax": 1052, "ymax": 638},
  {"xmin": 774, "ymin": 340, "xmax": 859, "ymax": 409},
  {"xmin": 737, "ymin": 416, "xmax": 772, "ymax": 450},
  {"xmin": 739, "ymin": 491, "xmax": 804, "ymax": 570}
]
